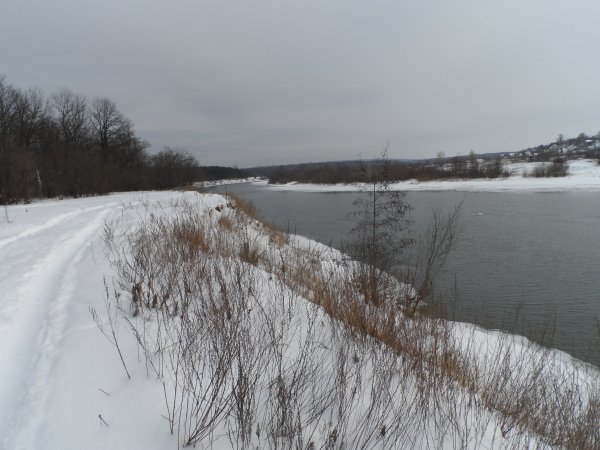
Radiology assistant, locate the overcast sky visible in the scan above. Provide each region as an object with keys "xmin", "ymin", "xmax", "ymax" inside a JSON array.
[{"xmin": 2, "ymin": 1, "xmax": 600, "ymax": 167}]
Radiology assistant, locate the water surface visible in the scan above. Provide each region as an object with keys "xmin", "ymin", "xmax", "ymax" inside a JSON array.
[{"xmin": 218, "ymin": 183, "xmax": 600, "ymax": 366}]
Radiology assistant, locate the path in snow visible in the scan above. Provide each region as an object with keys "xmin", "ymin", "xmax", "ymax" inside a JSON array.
[{"xmin": 0, "ymin": 192, "xmax": 175, "ymax": 449}]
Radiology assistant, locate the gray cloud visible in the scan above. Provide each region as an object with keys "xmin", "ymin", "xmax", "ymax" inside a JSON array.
[{"xmin": 2, "ymin": 0, "xmax": 600, "ymax": 166}]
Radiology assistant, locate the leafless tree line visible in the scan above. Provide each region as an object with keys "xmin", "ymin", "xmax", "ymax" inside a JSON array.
[{"xmin": 0, "ymin": 75, "xmax": 247, "ymax": 203}]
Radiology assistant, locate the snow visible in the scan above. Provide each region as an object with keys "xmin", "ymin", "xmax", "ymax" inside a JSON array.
[
  {"xmin": 0, "ymin": 190, "xmax": 598, "ymax": 449},
  {"xmin": 195, "ymin": 177, "xmax": 261, "ymax": 188},
  {"xmin": 261, "ymin": 159, "xmax": 600, "ymax": 192},
  {"xmin": 0, "ymin": 192, "xmax": 180, "ymax": 450}
]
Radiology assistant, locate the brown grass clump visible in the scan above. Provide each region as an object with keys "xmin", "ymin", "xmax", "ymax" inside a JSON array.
[
  {"xmin": 239, "ymin": 241, "xmax": 260, "ymax": 266},
  {"xmin": 225, "ymin": 192, "xmax": 258, "ymax": 219},
  {"xmin": 218, "ymin": 214, "xmax": 233, "ymax": 230},
  {"xmin": 224, "ymin": 192, "xmax": 288, "ymax": 247},
  {"xmin": 172, "ymin": 224, "xmax": 209, "ymax": 253}
]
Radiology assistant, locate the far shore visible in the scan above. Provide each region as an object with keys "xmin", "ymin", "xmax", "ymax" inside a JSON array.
[{"xmin": 259, "ymin": 159, "xmax": 600, "ymax": 193}]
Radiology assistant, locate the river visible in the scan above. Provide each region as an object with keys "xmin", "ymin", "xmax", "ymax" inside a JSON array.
[{"xmin": 217, "ymin": 183, "xmax": 600, "ymax": 366}]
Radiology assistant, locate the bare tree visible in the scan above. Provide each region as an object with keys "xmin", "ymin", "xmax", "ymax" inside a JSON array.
[
  {"xmin": 407, "ymin": 204, "xmax": 461, "ymax": 315},
  {"xmin": 91, "ymin": 96, "xmax": 123, "ymax": 163},
  {"xmin": 151, "ymin": 147, "xmax": 198, "ymax": 189},
  {"xmin": 51, "ymin": 88, "xmax": 88, "ymax": 155},
  {"xmin": 349, "ymin": 145, "xmax": 461, "ymax": 315},
  {"xmin": 0, "ymin": 75, "xmax": 17, "ymax": 150},
  {"xmin": 350, "ymin": 146, "xmax": 412, "ymax": 305},
  {"xmin": 112, "ymin": 117, "xmax": 148, "ymax": 168},
  {"xmin": 13, "ymin": 88, "xmax": 46, "ymax": 147},
  {"xmin": 468, "ymin": 150, "xmax": 479, "ymax": 178}
]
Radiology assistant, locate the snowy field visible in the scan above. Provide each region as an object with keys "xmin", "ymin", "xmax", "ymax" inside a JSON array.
[
  {"xmin": 262, "ymin": 159, "xmax": 600, "ymax": 192},
  {"xmin": 1, "ymin": 191, "xmax": 598, "ymax": 449}
]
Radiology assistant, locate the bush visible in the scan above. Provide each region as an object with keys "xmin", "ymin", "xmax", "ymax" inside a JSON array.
[
  {"xmin": 239, "ymin": 241, "xmax": 260, "ymax": 265},
  {"xmin": 532, "ymin": 159, "xmax": 568, "ymax": 177}
]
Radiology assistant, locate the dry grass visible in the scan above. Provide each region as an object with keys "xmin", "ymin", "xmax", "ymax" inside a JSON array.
[
  {"xmin": 100, "ymin": 194, "xmax": 600, "ymax": 449},
  {"xmin": 226, "ymin": 192, "xmax": 288, "ymax": 246},
  {"xmin": 239, "ymin": 241, "xmax": 260, "ymax": 266},
  {"xmin": 283, "ymin": 253, "xmax": 600, "ymax": 448},
  {"xmin": 217, "ymin": 214, "xmax": 233, "ymax": 230}
]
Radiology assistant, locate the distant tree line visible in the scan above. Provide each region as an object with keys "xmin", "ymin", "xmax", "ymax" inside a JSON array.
[
  {"xmin": 0, "ymin": 75, "xmax": 246, "ymax": 203},
  {"xmin": 252, "ymin": 128, "xmax": 600, "ymax": 184},
  {"xmin": 256, "ymin": 154, "xmax": 510, "ymax": 185}
]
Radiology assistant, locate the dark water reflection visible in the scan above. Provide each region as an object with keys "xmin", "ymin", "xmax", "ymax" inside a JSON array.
[{"xmin": 216, "ymin": 183, "xmax": 600, "ymax": 366}]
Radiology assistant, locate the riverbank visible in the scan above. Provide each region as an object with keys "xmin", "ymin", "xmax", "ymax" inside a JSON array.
[
  {"xmin": 196, "ymin": 176, "xmax": 262, "ymax": 188},
  {"xmin": 1, "ymin": 191, "xmax": 598, "ymax": 448},
  {"xmin": 262, "ymin": 159, "xmax": 600, "ymax": 192}
]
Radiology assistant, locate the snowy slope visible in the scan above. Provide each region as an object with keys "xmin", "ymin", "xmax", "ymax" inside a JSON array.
[{"xmin": 0, "ymin": 191, "xmax": 598, "ymax": 449}]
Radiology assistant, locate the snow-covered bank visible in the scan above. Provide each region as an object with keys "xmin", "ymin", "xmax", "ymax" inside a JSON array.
[
  {"xmin": 195, "ymin": 176, "xmax": 261, "ymax": 188},
  {"xmin": 261, "ymin": 159, "xmax": 600, "ymax": 192},
  {"xmin": 1, "ymin": 191, "xmax": 598, "ymax": 449}
]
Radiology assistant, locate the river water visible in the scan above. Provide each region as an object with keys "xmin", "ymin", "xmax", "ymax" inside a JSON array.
[{"xmin": 217, "ymin": 183, "xmax": 600, "ymax": 366}]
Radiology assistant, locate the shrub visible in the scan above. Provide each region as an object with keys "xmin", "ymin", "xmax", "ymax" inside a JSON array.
[
  {"xmin": 218, "ymin": 214, "xmax": 233, "ymax": 230},
  {"xmin": 239, "ymin": 241, "xmax": 260, "ymax": 265},
  {"xmin": 532, "ymin": 159, "xmax": 568, "ymax": 177}
]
